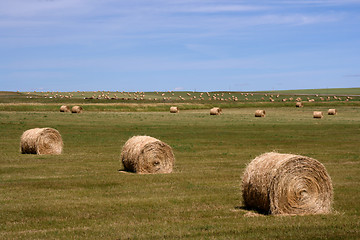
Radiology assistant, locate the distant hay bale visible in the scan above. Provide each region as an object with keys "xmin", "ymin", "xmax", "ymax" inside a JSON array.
[
  {"xmin": 20, "ymin": 128, "xmax": 63, "ymax": 155},
  {"xmin": 60, "ymin": 105, "xmax": 70, "ymax": 112},
  {"xmin": 255, "ymin": 110, "xmax": 266, "ymax": 117},
  {"xmin": 296, "ymin": 102, "xmax": 303, "ymax": 108},
  {"xmin": 242, "ymin": 152, "xmax": 333, "ymax": 215},
  {"xmin": 210, "ymin": 107, "xmax": 222, "ymax": 115},
  {"xmin": 170, "ymin": 107, "xmax": 179, "ymax": 113},
  {"xmin": 313, "ymin": 111, "xmax": 323, "ymax": 118},
  {"xmin": 71, "ymin": 106, "xmax": 83, "ymax": 113},
  {"xmin": 328, "ymin": 109, "xmax": 337, "ymax": 115},
  {"xmin": 121, "ymin": 136, "xmax": 175, "ymax": 174}
]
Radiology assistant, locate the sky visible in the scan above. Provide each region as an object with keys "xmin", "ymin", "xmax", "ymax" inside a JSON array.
[{"xmin": 1, "ymin": 0, "xmax": 360, "ymax": 92}]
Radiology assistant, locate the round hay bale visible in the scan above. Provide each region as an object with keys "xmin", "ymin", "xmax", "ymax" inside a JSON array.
[
  {"xmin": 313, "ymin": 111, "xmax": 323, "ymax": 118},
  {"xmin": 71, "ymin": 106, "xmax": 83, "ymax": 113},
  {"xmin": 170, "ymin": 106, "xmax": 179, "ymax": 113},
  {"xmin": 20, "ymin": 128, "xmax": 63, "ymax": 155},
  {"xmin": 242, "ymin": 152, "xmax": 333, "ymax": 215},
  {"xmin": 255, "ymin": 110, "xmax": 266, "ymax": 117},
  {"xmin": 328, "ymin": 109, "xmax": 337, "ymax": 115},
  {"xmin": 296, "ymin": 102, "xmax": 303, "ymax": 108},
  {"xmin": 210, "ymin": 107, "xmax": 222, "ymax": 115},
  {"xmin": 59, "ymin": 105, "xmax": 70, "ymax": 112},
  {"xmin": 121, "ymin": 136, "xmax": 175, "ymax": 174}
]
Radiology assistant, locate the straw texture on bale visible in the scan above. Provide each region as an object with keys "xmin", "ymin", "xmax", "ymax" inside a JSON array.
[
  {"xmin": 71, "ymin": 106, "xmax": 83, "ymax": 113},
  {"xmin": 296, "ymin": 102, "xmax": 303, "ymax": 108},
  {"xmin": 20, "ymin": 128, "xmax": 63, "ymax": 155},
  {"xmin": 210, "ymin": 107, "xmax": 222, "ymax": 115},
  {"xmin": 121, "ymin": 136, "xmax": 175, "ymax": 174},
  {"xmin": 313, "ymin": 111, "xmax": 323, "ymax": 118},
  {"xmin": 242, "ymin": 152, "xmax": 333, "ymax": 215},
  {"xmin": 328, "ymin": 109, "xmax": 337, "ymax": 115},
  {"xmin": 255, "ymin": 110, "xmax": 266, "ymax": 117},
  {"xmin": 170, "ymin": 106, "xmax": 179, "ymax": 113},
  {"xmin": 59, "ymin": 105, "xmax": 70, "ymax": 112}
]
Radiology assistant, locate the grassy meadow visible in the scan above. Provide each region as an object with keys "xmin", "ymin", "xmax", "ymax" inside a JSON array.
[
  {"xmin": 1, "ymin": 88, "xmax": 360, "ymax": 104},
  {"xmin": 1, "ymin": 90, "xmax": 360, "ymax": 239}
]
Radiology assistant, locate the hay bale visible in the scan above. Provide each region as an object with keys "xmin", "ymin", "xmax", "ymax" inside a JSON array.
[
  {"xmin": 121, "ymin": 136, "xmax": 175, "ymax": 174},
  {"xmin": 313, "ymin": 111, "xmax": 323, "ymax": 118},
  {"xmin": 255, "ymin": 110, "xmax": 265, "ymax": 117},
  {"xmin": 210, "ymin": 107, "xmax": 222, "ymax": 115},
  {"xmin": 296, "ymin": 102, "xmax": 303, "ymax": 108},
  {"xmin": 170, "ymin": 106, "xmax": 179, "ymax": 113},
  {"xmin": 59, "ymin": 105, "xmax": 70, "ymax": 112},
  {"xmin": 20, "ymin": 128, "xmax": 63, "ymax": 155},
  {"xmin": 242, "ymin": 152, "xmax": 333, "ymax": 215},
  {"xmin": 71, "ymin": 106, "xmax": 83, "ymax": 113},
  {"xmin": 328, "ymin": 109, "xmax": 337, "ymax": 115}
]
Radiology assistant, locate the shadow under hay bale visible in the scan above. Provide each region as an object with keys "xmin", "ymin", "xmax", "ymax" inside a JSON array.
[
  {"xmin": 20, "ymin": 128, "xmax": 63, "ymax": 155},
  {"xmin": 255, "ymin": 110, "xmax": 266, "ymax": 117},
  {"xmin": 71, "ymin": 106, "xmax": 83, "ymax": 113},
  {"xmin": 59, "ymin": 105, "xmax": 70, "ymax": 112},
  {"xmin": 296, "ymin": 102, "xmax": 303, "ymax": 108},
  {"xmin": 170, "ymin": 106, "xmax": 179, "ymax": 113},
  {"xmin": 242, "ymin": 152, "xmax": 333, "ymax": 215},
  {"xmin": 328, "ymin": 109, "xmax": 337, "ymax": 115},
  {"xmin": 210, "ymin": 107, "xmax": 222, "ymax": 115},
  {"xmin": 313, "ymin": 111, "xmax": 323, "ymax": 118},
  {"xmin": 121, "ymin": 136, "xmax": 175, "ymax": 174}
]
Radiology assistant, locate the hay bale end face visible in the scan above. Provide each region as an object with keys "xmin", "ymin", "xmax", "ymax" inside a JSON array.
[
  {"xmin": 121, "ymin": 136, "xmax": 175, "ymax": 174},
  {"xmin": 296, "ymin": 102, "xmax": 303, "ymax": 108},
  {"xmin": 20, "ymin": 128, "xmax": 63, "ymax": 155},
  {"xmin": 170, "ymin": 106, "xmax": 179, "ymax": 113},
  {"xmin": 255, "ymin": 110, "xmax": 266, "ymax": 117},
  {"xmin": 313, "ymin": 111, "xmax": 323, "ymax": 118},
  {"xmin": 210, "ymin": 107, "xmax": 222, "ymax": 115},
  {"xmin": 328, "ymin": 109, "xmax": 337, "ymax": 115},
  {"xmin": 242, "ymin": 152, "xmax": 333, "ymax": 215},
  {"xmin": 71, "ymin": 106, "xmax": 83, "ymax": 113},
  {"xmin": 60, "ymin": 105, "xmax": 70, "ymax": 112}
]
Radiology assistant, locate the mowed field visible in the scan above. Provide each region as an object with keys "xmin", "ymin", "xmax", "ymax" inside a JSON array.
[{"xmin": 1, "ymin": 92, "xmax": 360, "ymax": 239}]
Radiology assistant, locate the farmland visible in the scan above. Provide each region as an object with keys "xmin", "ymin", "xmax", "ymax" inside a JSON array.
[{"xmin": 0, "ymin": 89, "xmax": 360, "ymax": 239}]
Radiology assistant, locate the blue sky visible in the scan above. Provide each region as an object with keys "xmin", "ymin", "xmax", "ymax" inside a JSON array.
[{"xmin": 1, "ymin": 0, "xmax": 359, "ymax": 92}]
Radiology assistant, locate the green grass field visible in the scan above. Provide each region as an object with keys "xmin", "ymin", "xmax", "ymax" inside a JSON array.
[
  {"xmin": 1, "ymin": 90, "xmax": 360, "ymax": 239},
  {"xmin": 1, "ymin": 89, "xmax": 359, "ymax": 112},
  {"xmin": 1, "ymin": 88, "xmax": 360, "ymax": 105},
  {"xmin": 262, "ymin": 88, "xmax": 360, "ymax": 95}
]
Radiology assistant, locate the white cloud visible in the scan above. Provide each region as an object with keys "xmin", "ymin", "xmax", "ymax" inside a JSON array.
[
  {"xmin": 274, "ymin": 0, "xmax": 360, "ymax": 5},
  {"xmin": 173, "ymin": 5, "xmax": 268, "ymax": 13}
]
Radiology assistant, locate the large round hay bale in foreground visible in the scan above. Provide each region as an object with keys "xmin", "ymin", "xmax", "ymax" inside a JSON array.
[
  {"xmin": 255, "ymin": 110, "xmax": 266, "ymax": 117},
  {"xmin": 71, "ymin": 106, "xmax": 83, "ymax": 113},
  {"xmin": 210, "ymin": 107, "xmax": 222, "ymax": 115},
  {"xmin": 121, "ymin": 136, "xmax": 175, "ymax": 174},
  {"xmin": 328, "ymin": 109, "xmax": 337, "ymax": 115},
  {"xmin": 242, "ymin": 152, "xmax": 333, "ymax": 215},
  {"xmin": 313, "ymin": 111, "xmax": 323, "ymax": 118},
  {"xmin": 20, "ymin": 128, "xmax": 63, "ymax": 155},
  {"xmin": 60, "ymin": 105, "xmax": 70, "ymax": 112},
  {"xmin": 296, "ymin": 102, "xmax": 303, "ymax": 108},
  {"xmin": 170, "ymin": 106, "xmax": 179, "ymax": 113}
]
